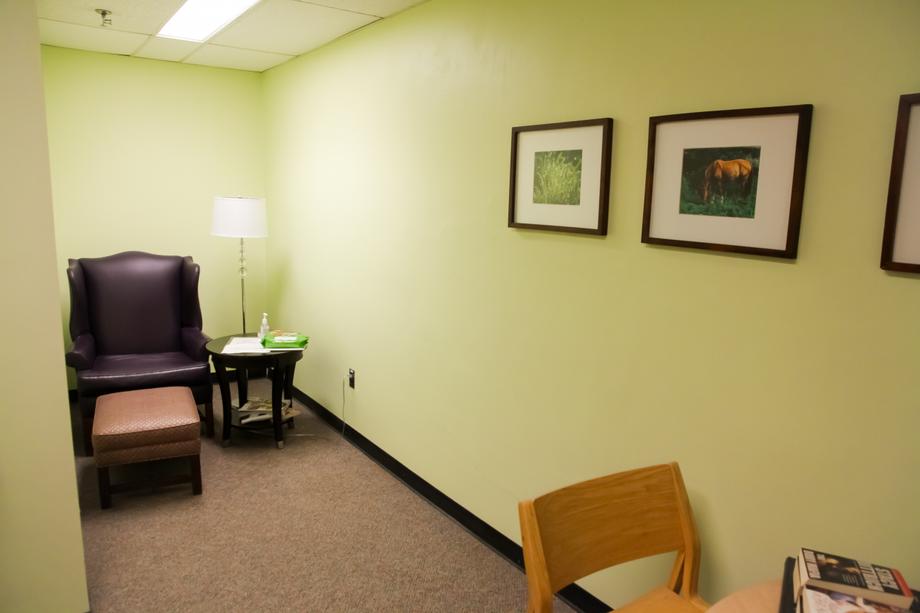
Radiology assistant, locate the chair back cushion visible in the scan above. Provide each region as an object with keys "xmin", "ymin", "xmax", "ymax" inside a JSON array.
[
  {"xmin": 80, "ymin": 252, "xmax": 183, "ymax": 354},
  {"xmin": 522, "ymin": 463, "xmax": 695, "ymax": 593}
]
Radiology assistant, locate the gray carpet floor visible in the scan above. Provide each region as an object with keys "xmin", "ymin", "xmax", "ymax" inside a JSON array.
[{"xmin": 72, "ymin": 381, "xmax": 574, "ymax": 612}]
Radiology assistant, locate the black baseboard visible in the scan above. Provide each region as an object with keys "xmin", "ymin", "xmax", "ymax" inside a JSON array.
[{"xmin": 291, "ymin": 387, "xmax": 612, "ymax": 613}]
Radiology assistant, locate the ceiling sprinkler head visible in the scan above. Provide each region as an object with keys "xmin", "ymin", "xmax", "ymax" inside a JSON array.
[{"xmin": 95, "ymin": 8, "xmax": 112, "ymax": 27}]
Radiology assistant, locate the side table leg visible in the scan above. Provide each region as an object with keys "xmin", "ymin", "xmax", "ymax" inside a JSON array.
[
  {"xmin": 284, "ymin": 363, "xmax": 296, "ymax": 404},
  {"xmin": 237, "ymin": 366, "xmax": 249, "ymax": 407},
  {"xmin": 214, "ymin": 360, "xmax": 233, "ymax": 447},
  {"xmin": 272, "ymin": 364, "xmax": 284, "ymax": 449},
  {"xmin": 285, "ymin": 364, "xmax": 296, "ymax": 429}
]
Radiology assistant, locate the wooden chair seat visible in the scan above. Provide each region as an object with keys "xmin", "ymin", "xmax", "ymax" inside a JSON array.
[{"xmin": 615, "ymin": 586, "xmax": 707, "ymax": 613}]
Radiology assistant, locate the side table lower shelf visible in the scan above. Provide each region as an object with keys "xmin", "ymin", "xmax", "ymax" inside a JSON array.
[{"xmin": 224, "ymin": 401, "xmax": 299, "ymax": 448}]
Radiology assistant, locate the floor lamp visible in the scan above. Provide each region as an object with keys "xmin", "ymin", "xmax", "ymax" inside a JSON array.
[{"xmin": 211, "ymin": 196, "xmax": 267, "ymax": 334}]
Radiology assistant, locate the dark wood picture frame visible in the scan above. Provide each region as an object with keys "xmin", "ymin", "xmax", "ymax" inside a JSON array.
[
  {"xmin": 641, "ymin": 105, "xmax": 813, "ymax": 258},
  {"xmin": 880, "ymin": 93, "xmax": 920, "ymax": 273},
  {"xmin": 508, "ymin": 118, "xmax": 613, "ymax": 235}
]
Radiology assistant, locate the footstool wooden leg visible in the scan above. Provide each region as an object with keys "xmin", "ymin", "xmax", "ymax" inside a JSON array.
[
  {"xmin": 190, "ymin": 455, "xmax": 202, "ymax": 496},
  {"xmin": 98, "ymin": 466, "xmax": 112, "ymax": 509}
]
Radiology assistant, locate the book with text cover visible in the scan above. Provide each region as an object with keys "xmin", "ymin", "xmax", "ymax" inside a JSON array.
[
  {"xmin": 800, "ymin": 585, "xmax": 908, "ymax": 613},
  {"xmin": 795, "ymin": 548, "xmax": 914, "ymax": 609}
]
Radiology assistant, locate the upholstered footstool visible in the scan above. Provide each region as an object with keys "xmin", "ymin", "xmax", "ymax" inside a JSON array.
[{"xmin": 92, "ymin": 386, "xmax": 203, "ymax": 509}]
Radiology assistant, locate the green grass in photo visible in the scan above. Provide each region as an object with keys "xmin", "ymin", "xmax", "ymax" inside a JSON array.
[
  {"xmin": 679, "ymin": 146, "xmax": 761, "ymax": 218},
  {"xmin": 533, "ymin": 149, "xmax": 582, "ymax": 205}
]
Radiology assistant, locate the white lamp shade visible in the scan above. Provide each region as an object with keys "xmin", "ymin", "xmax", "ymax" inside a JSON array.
[{"xmin": 211, "ymin": 196, "xmax": 267, "ymax": 238}]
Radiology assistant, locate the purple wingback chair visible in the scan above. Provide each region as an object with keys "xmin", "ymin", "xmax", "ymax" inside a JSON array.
[{"xmin": 66, "ymin": 251, "xmax": 214, "ymax": 453}]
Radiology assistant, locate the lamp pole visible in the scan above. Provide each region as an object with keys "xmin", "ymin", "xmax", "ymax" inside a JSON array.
[{"xmin": 239, "ymin": 237, "xmax": 247, "ymax": 334}]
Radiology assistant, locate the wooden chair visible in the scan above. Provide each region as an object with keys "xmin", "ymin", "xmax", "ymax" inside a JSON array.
[{"xmin": 518, "ymin": 463, "xmax": 708, "ymax": 613}]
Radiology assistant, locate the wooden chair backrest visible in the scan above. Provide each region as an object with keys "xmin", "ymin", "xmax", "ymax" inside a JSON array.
[{"xmin": 518, "ymin": 463, "xmax": 700, "ymax": 611}]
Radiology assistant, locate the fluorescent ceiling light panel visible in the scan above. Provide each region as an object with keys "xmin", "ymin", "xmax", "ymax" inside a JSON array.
[{"xmin": 157, "ymin": 0, "xmax": 261, "ymax": 42}]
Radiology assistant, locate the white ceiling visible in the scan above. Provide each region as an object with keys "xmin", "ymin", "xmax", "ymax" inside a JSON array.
[{"xmin": 37, "ymin": 0, "xmax": 427, "ymax": 72}]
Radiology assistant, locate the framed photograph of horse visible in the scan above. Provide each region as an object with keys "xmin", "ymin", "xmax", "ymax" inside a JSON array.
[
  {"xmin": 642, "ymin": 105, "xmax": 813, "ymax": 258},
  {"xmin": 508, "ymin": 118, "xmax": 613, "ymax": 235},
  {"xmin": 880, "ymin": 93, "xmax": 920, "ymax": 273}
]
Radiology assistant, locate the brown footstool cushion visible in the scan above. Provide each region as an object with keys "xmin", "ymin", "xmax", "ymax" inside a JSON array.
[{"xmin": 92, "ymin": 387, "xmax": 202, "ymax": 508}]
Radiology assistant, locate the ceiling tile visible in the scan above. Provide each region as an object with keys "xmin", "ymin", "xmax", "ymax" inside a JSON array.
[
  {"xmin": 211, "ymin": 0, "xmax": 377, "ymax": 56},
  {"xmin": 302, "ymin": 0, "xmax": 427, "ymax": 18},
  {"xmin": 183, "ymin": 44, "xmax": 293, "ymax": 72},
  {"xmin": 37, "ymin": 0, "xmax": 185, "ymax": 35},
  {"xmin": 134, "ymin": 36, "xmax": 202, "ymax": 62},
  {"xmin": 39, "ymin": 19, "xmax": 148, "ymax": 55},
  {"xmin": 35, "ymin": 0, "xmax": 429, "ymax": 72}
]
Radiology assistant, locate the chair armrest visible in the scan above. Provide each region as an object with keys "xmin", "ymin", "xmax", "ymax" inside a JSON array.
[
  {"xmin": 65, "ymin": 334, "xmax": 96, "ymax": 370},
  {"xmin": 181, "ymin": 327, "xmax": 210, "ymax": 362}
]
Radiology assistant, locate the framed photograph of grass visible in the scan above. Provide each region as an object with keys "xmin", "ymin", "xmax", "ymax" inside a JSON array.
[
  {"xmin": 508, "ymin": 118, "xmax": 613, "ymax": 235},
  {"xmin": 642, "ymin": 105, "xmax": 813, "ymax": 258},
  {"xmin": 881, "ymin": 93, "xmax": 920, "ymax": 273}
]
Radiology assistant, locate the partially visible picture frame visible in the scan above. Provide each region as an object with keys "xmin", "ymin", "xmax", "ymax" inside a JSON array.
[
  {"xmin": 508, "ymin": 118, "xmax": 613, "ymax": 235},
  {"xmin": 641, "ymin": 105, "xmax": 813, "ymax": 259},
  {"xmin": 880, "ymin": 93, "xmax": 920, "ymax": 273}
]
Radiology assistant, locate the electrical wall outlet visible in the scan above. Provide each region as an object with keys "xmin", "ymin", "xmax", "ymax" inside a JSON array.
[{"xmin": 348, "ymin": 368, "xmax": 355, "ymax": 389}]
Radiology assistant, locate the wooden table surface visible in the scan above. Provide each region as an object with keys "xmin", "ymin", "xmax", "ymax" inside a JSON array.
[{"xmin": 708, "ymin": 580, "xmax": 781, "ymax": 613}]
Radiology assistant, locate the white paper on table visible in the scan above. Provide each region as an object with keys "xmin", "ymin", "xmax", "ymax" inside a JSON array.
[{"xmin": 221, "ymin": 337, "xmax": 268, "ymax": 354}]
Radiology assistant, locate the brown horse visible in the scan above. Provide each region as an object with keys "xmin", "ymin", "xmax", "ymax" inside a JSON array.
[{"xmin": 702, "ymin": 159, "xmax": 753, "ymax": 204}]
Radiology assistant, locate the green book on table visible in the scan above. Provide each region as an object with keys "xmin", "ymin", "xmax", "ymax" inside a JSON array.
[{"xmin": 262, "ymin": 332, "xmax": 309, "ymax": 349}]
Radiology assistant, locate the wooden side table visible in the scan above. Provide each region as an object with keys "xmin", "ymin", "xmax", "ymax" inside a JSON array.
[
  {"xmin": 206, "ymin": 335, "xmax": 304, "ymax": 449},
  {"xmin": 709, "ymin": 580, "xmax": 781, "ymax": 613}
]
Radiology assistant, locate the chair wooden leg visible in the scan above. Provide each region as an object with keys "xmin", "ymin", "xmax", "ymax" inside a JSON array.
[
  {"xmin": 190, "ymin": 455, "xmax": 202, "ymax": 496},
  {"xmin": 98, "ymin": 466, "xmax": 112, "ymax": 509},
  {"xmin": 79, "ymin": 394, "xmax": 96, "ymax": 456},
  {"xmin": 83, "ymin": 415, "xmax": 94, "ymax": 456},
  {"xmin": 204, "ymin": 401, "xmax": 214, "ymax": 438}
]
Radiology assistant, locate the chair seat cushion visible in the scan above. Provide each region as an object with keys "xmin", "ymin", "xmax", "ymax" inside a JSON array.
[
  {"xmin": 77, "ymin": 352, "xmax": 209, "ymax": 394},
  {"xmin": 615, "ymin": 586, "xmax": 705, "ymax": 613},
  {"xmin": 93, "ymin": 387, "xmax": 200, "ymax": 467}
]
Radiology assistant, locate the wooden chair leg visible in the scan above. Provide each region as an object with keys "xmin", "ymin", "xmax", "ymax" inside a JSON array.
[
  {"xmin": 204, "ymin": 401, "xmax": 214, "ymax": 438},
  {"xmin": 79, "ymin": 395, "xmax": 96, "ymax": 456},
  {"xmin": 190, "ymin": 455, "xmax": 202, "ymax": 496},
  {"xmin": 83, "ymin": 415, "xmax": 94, "ymax": 456},
  {"xmin": 98, "ymin": 466, "xmax": 112, "ymax": 509}
]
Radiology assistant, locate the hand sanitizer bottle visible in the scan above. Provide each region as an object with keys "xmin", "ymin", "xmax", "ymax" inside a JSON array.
[{"xmin": 258, "ymin": 313, "xmax": 269, "ymax": 341}]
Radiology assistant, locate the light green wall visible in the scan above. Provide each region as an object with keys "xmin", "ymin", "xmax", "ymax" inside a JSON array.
[
  {"xmin": 37, "ymin": 0, "xmax": 920, "ymax": 605},
  {"xmin": 0, "ymin": 2, "xmax": 89, "ymax": 611},
  {"xmin": 42, "ymin": 47, "xmax": 268, "ymax": 350},
  {"xmin": 261, "ymin": 0, "xmax": 920, "ymax": 603}
]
